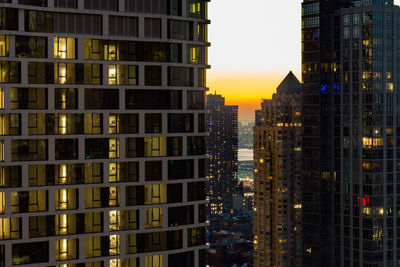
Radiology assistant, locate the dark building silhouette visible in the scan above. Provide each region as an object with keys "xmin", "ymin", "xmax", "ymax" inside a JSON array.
[
  {"xmin": 207, "ymin": 93, "xmax": 239, "ymax": 214},
  {"xmin": 253, "ymin": 71, "xmax": 302, "ymax": 266},
  {"xmin": 302, "ymin": 0, "xmax": 399, "ymax": 266}
]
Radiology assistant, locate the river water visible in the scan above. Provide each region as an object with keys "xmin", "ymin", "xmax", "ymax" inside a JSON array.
[{"xmin": 238, "ymin": 148, "xmax": 253, "ymax": 162}]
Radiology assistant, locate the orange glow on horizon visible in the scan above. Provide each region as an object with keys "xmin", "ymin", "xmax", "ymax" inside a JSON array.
[{"xmin": 208, "ymin": 71, "xmax": 299, "ymax": 121}]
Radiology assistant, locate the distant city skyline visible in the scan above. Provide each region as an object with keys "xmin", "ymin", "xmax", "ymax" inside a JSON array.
[{"xmin": 208, "ymin": 0, "xmax": 400, "ymax": 121}]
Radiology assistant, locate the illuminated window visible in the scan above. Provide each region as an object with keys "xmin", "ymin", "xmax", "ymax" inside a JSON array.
[
  {"xmin": 362, "ymin": 137, "xmax": 383, "ymax": 148},
  {"xmin": 0, "ymin": 192, "xmax": 4, "ymax": 214},
  {"xmin": 188, "ymin": 45, "xmax": 207, "ymax": 64},
  {"xmin": 55, "ymin": 214, "xmax": 70, "ymax": 235},
  {"xmin": 55, "ymin": 189, "xmax": 77, "ymax": 210},
  {"xmin": 0, "ymin": 88, "xmax": 3, "ymax": 109},
  {"xmin": 0, "ymin": 218, "xmax": 20, "ymax": 240},
  {"xmin": 110, "ymin": 258, "xmax": 139, "ymax": 267},
  {"xmin": 109, "ymin": 235, "xmax": 120, "ymax": 255},
  {"xmin": 109, "ymin": 138, "xmax": 120, "ymax": 159},
  {"xmin": 145, "ymin": 208, "xmax": 163, "ymax": 229},
  {"xmin": 109, "ymin": 210, "xmax": 138, "ymax": 231},
  {"xmin": 54, "ymin": 37, "xmax": 76, "ymax": 59},
  {"xmin": 144, "ymin": 137, "xmax": 167, "ymax": 157},
  {"xmin": 144, "ymin": 184, "xmax": 167, "ymax": 205},
  {"xmin": 11, "ymin": 190, "xmax": 47, "ymax": 213},
  {"xmin": 85, "ymin": 114, "xmax": 102, "ymax": 134},
  {"xmin": 0, "ymin": 140, "xmax": 3, "ymax": 161},
  {"xmin": 146, "ymin": 255, "xmax": 162, "ymax": 267},
  {"xmin": 55, "ymin": 238, "xmax": 77, "ymax": 261},
  {"xmin": 0, "ymin": 35, "xmax": 9, "ymax": 57},
  {"xmin": 126, "ymin": 234, "xmax": 137, "ymax": 254},
  {"xmin": 109, "ymin": 65, "xmax": 137, "ymax": 85}
]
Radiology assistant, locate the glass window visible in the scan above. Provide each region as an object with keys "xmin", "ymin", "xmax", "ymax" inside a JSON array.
[
  {"xmin": 145, "ymin": 113, "xmax": 162, "ymax": 133},
  {"xmin": 0, "ymin": 88, "xmax": 3, "ymax": 109},
  {"xmin": 188, "ymin": 45, "xmax": 207, "ymax": 64},
  {"xmin": 145, "ymin": 66, "xmax": 162, "ymax": 86},
  {"xmin": 109, "ymin": 162, "xmax": 138, "ymax": 183},
  {"xmin": 168, "ymin": 20, "xmax": 193, "ymax": 40},
  {"xmin": 12, "ymin": 242, "xmax": 49, "ymax": 265},
  {"xmin": 55, "ymin": 139, "xmax": 78, "ymax": 160},
  {"xmin": 0, "ymin": 61, "xmax": 20, "ymax": 83},
  {"xmin": 85, "ymin": 89, "xmax": 119, "ymax": 109},
  {"xmin": 54, "ymin": 0, "xmax": 77, "ymax": 8},
  {"xmin": 55, "ymin": 88, "xmax": 78, "ymax": 110},
  {"xmin": 11, "ymin": 88, "xmax": 47, "ymax": 110},
  {"xmin": 168, "ymin": 113, "xmax": 193, "ymax": 133},
  {"xmin": 168, "ymin": 66, "xmax": 193, "ymax": 86},
  {"xmin": 145, "ymin": 208, "xmax": 162, "ymax": 228},
  {"xmin": 28, "ymin": 62, "xmax": 53, "ymax": 84},
  {"xmin": 11, "ymin": 190, "xmax": 47, "ymax": 213},
  {"xmin": 144, "ymin": 18, "xmax": 161, "ymax": 38},
  {"xmin": 109, "ymin": 114, "xmax": 138, "ymax": 134},
  {"xmin": 0, "ymin": 114, "xmax": 21, "ymax": 135},
  {"xmin": 0, "ymin": 35, "xmax": 9, "ymax": 57},
  {"xmin": 54, "ymin": 37, "xmax": 76, "ymax": 59},
  {"xmin": 55, "ymin": 189, "xmax": 78, "ymax": 210},
  {"xmin": 109, "ymin": 210, "xmax": 138, "ymax": 231},
  {"xmin": 11, "ymin": 139, "xmax": 47, "ymax": 161},
  {"xmin": 126, "ymin": 89, "xmax": 182, "ymax": 110},
  {"xmin": 109, "ymin": 16, "xmax": 138, "ymax": 37},
  {"xmin": 55, "ymin": 238, "xmax": 78, "ymax": 261},
  {"xmin": 25, "ymin": 10, "xmax": 53, "ymax": 32},
  {"xmin": 0, "ymin": 8, "xmax": 17, "ymax": 31},
  {"xmin": 0, "ymin": 166, "xmax": 21, "ymax": 188},
  {"xmin": 109, "ymin": 65, "xmax": 137, "ymax": 85},
  {"xmin": 0, "ymin": 218, "xmax": 21, "ymax": 240},
  {"xmin": 187, "ymin": 0, "xmax": 207, "ymax": 19},
  {"xmin": 16, "ymin": 36, "xmax": 46, "ymax": 58},
  {"xmin": 146, "ymin": 255, "xmax": 162, "ymax": 267}
]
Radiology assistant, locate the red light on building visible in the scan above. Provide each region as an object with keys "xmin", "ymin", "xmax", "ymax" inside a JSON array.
[{"xmin": 362, "ymin": 196, "xmax": 370, "ymax": 207}]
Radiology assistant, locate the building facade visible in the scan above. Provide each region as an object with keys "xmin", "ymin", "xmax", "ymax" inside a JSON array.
[
  {"xmin": 206, "ymin": 93, "xmax": 238, "ymax": 215},
  {"xmin": 0, "ymin": 0, "xmax": 209, "ymax": 266},
  {"xmin": 253, "ymin": 72, "xmax": 302, "ymax": 267},
  {"xmin": 302, "ymin": 0, "xmax": 400, "ymax": 266}
]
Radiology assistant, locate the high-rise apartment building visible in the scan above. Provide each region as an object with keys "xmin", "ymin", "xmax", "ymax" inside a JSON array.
[
  {"xmin": 302, "ymin": 0, "xmax": 400, "ymax": 266},
  {"xmin": 0, "ymin": 0, "xmax": 209, "ymax": 266},
  {"xmin": 206, "ymin": 93, "xmax": 238, "ymax": 215},
  {"xmin": 253, "ymin": 72, "xmax": 302, "ymax": 267}
]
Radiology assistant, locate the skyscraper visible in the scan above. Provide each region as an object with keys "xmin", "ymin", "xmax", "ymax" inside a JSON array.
[
  {"xmin": 207, "ymin": 93, "xmax": 238, "ymax": 215},
  {"xmin": 0, "ymin": 1, "xmax": 209, "ymax": 266},
  {"xmin": 253, "ymin": 71, "xmax": 302, "ymax": 267},
  {"xmin": 302, "ymin": 0, "xmax": 400, "ymax": 266}
]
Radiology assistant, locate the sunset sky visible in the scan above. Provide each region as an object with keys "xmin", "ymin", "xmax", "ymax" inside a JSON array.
[{"xmin": 207, "ymin": 0, "xmax": 400, "ymax": 121}]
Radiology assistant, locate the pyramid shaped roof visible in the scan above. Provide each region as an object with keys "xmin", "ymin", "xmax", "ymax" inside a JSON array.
[{"xmin": 276, "ymin": 71, "xmax": 302, "ymax": 94}]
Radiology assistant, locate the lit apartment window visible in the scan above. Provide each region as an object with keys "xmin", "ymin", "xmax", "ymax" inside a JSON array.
[
  {"xmin": 0, "ymin": 88, "xmax": 3, "ymax": 109},
  {"xmin": 0, "ymin": 140, "xmax": 3, "ymax": 162},
  {"xmin": 0, "ymin": 35, "xmax": 9, "ymax": 57},
  {"xmin": 85, "ymin": 235, "xmax": 120, "ymax": 258},
  {"xmin": 55, "ymin": 238, "xmax": 77, "ymax": 261},
  {"xmin": 55, "ymin": 189, "xmax": 77, "ymax": 210},
  {"xmin": 144, "ymin": 184, "xmax": 167, "ymax": 205},
  {"xmin": 146, "ymin": 255, "xmax": 162, "ymax": 267},
  {"xmin": 110, "ymin": 258, "xmax": 139, "ymax": 267},
  {"xmin": 0, "ymin": 192, "xmax": 4, "ymax": 214},
  {"xmin": 145, "ymin": 208, "xmax": 162, "ymax": 229},
  {"xmin": 0, "ymin": 218, "xmax": 21, "ymax": 240},
  {"xmin": 126, "ymin": 233, "xmax": 137, "ymax": 254},
  {"xmin": 109, "ymin": 162, "xmax": 138, "ymax": 183},
  {"xmin": 109, "ymin": 65, "xmax": 137, "ymax": 85},
  {"xmin": 54, "ymin": 37, "xmax": 76, "ymax": 59},
  {"xmin": 109, "ymin": 210, "xmax": 138, "ymax": 231}
]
